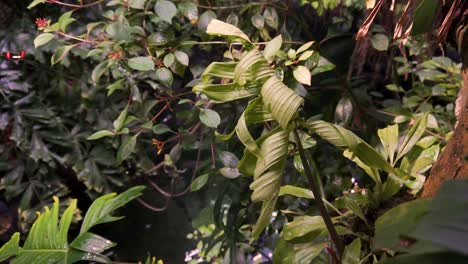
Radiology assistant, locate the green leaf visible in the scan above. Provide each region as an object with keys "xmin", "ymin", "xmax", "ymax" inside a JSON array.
[
  {"xmin": 34, "ymin": 33, "xmax": 54, "ymax": 48},
  {"xmin": 261, "ymin": 76, "xmax": 303, "ymax": 129},
  {"xmin": 374, "ymin": 199, "xmax": 431, "ymax": 250},
  {"xmin": 155, "ymin": 0, "xmax": 177, "ymax": 24},
  {"xmin": 410, "ymin": 180, "xmax": 468, "ymax": 255},
  {"xmin": 27, "ymin": 0, "xmax": 46, "ymax": 9},
  {"xmin": 219, "ymin": 167, "xmax": 241, "ymax": 179},
  {"xmin": 197, "ymin": 10, "xmax": 216, "ymax": 30},
  {"xmin": 70, "ymin": 232, "xmax": 115, "ymax": 254},
  {"xmin": 293, "ymin": 66, "xmax": 311, "ymax": 85},
  {"xmin": 378, "ymin": 124, "xmax": 399, "ymax": 165},
  {"xmin": 264, "ymin": 35, "xmax": 282, "ymax": 61},
  {"xmin": 107, "ymin": 79, "xmax": 125, "ymax": 96},
  {"xmin": 298, "ymin": 50, "xmax": 314, "ymax": 61},
  {"xmin": 411, "ymin": 0, "xmax": 439, "ymax": 36},
  {"xmin": 51, "ymin": 44, "xmax": 77, "ymax": 65},
  {"xmin": 250, "ymin": 129, "xmax": 288, "ymax": 201},
  {"xmin": 80, "ymin": 186, "xmax": 145, "ymax": 235},
  {"xmin": 371, "ymin": 33, "xmax": 389, "ymax": 51},
  {"xmin": 206, "ymin": 19, "xmax": 251, "ymax": 43},
  {"xmin": 283, "ymin": 216, "xmax": 326, "ymax": 240},
  {"xmin": 0, "ymin": 233, "xmax": 20, "ymax": 261},
  {"xmin": 174, "ymin": 51, "xmax": 189, "ymax": 66},
  {"xmin": 252, "ymin": 196, "xmax": 277, "ymax": 240},
  {"xmin": 163, "ymin": 53, "xmax": 175, "ymax": 67},
  {"xmin": 235, "ymin": 49, "xmax": 274, "ymax": 85},
  {"xmin": 152, "ymin": 124, "xmax": 172, "ymax": 134},
  {"xmin": 296, "ymin": 41, "xmax": 314, "ymax": 54},
  {"xmin": 263, "ymin": 7, "xmax": 278, "ymax": 29},
  {"xmin": 155, "ymin": 67, "xmax": 173, "ymax": 85},
  {"xmin": 106, "ymin": 16, "xmax": 131, "ymax": 41},
  {"xmin": 92, "ymin": 60, "xmax": 110, "ymax": 83},
  {"xmin": 116, "ymin": 135, "xmax": 138, "ymax": 164},
  {"xmin": 395, "ymin": 113, "xmax": 428, "ymax": 162},
  {"xmin": 251, "ymin": 13, "xmax": 265, "ymax": 29},
  {"xmin": 343, "ymin": 238, "xmax": 361, "ymax": 264},
  {"xmin": 128, "ymin": 56, "xmax": 155, "ymax": 71},
  {"xmin": 191, "ymin": 174, "xmax": 209, "ymax": 192},
  {"xmin": 128, "ymin": 0, "xmax": 146, "ymax": 9},
  {"xmin": 178, "ymin": 2, "xmax": 198, "ymax": 22},
  {"xmin": 343, "ymin": 197, "xmax": 368, "ymax": 225},
  {"xmin": 193, "ymin": 82, "xmax": 258, "ymax": 103},
  {"xmin": 58, "ymin": 11, "xmax": 75, "ymax": 32},
  {"xmin": 278, "ymin": 185, "xmax": 314, "ymax": 199},
  {"xmin": 87, "ymin": 130, "xmax": 114, "ymax": 140},
  {"xmin": 199, "ymin": 109, "xmax": 221, "ymax": 128},
  {"xmin": 113, "ymin": 106, "xmax": 128, "ymax": 132},
  {"xmin": 306, "ymin": 120, "xmax": 397, "ymax": 177}
]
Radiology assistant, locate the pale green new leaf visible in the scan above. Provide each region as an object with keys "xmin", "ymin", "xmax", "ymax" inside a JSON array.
[
  {"xmin": 80, "ymin": 186, "xmax": 145, "ymax": 235},
  {"xmin": 278, "ymin": 185, "xmax": 314, "ymax": 199},
  {"xmin": 378, "ymin": 124, "xmax": 399, "ymax": 165},
  {"xmin": 264, "ymin": 35, "xmax": 282, "ymax": 61},
  {"xmin": 252, "ymin": 196, "xmax": 277, "ymax": 240},
  {"xmin": 395, "ymin": 113, "xmax": 428, "ymax": 162},
  {"xmin": 206, "ymin": 19, "xmax": 251, "ymax": 43}
]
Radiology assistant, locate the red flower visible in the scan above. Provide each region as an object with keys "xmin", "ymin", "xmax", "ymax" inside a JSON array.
[{"xmin": 35, "ymin": 18, "xmax": 48, "ymax": 29}]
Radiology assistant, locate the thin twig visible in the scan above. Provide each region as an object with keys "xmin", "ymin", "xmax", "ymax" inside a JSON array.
[{"xmin": 47, "ymin": 0, "xmax": 105, "ymax": 8}]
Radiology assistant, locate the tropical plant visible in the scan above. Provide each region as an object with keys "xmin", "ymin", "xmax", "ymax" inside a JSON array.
[{"xmin": 0, "ymin": 186, "xmax": 144, "ymax": 263}]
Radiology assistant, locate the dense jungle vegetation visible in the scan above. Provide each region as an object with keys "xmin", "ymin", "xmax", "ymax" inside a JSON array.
[{"xmin": 0, "ymin": 0, "xmax": 467, "ymax": 263}]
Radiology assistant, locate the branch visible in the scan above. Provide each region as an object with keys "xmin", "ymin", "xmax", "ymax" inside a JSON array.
[{"xmin": 293, "ymin": 129, "xmax": 344, "ymax": 260}]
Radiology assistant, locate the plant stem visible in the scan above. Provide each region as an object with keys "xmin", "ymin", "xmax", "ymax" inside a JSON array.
[{"xmin": 293, "ymin": 129, "xmax": 344, "ymax": 259}]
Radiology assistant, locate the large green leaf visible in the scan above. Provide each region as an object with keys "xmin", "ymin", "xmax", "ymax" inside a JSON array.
[
  {"xmin": 234, "ymin": 49, "xmax": 274, "ymax": 85},
  {"xmin": 250, "ymin": 128, "xmax": 288, "ymax": 202},
  {"xmin": 80, "ymin": 186, "xmax": 145, "ymax": 234},
  {"xmin": 261, "ymin": 76, "xmax": 303, "ymax": 129},
  {"xmin": 410, "ymin": 180, "xmax": 468, "ymax": 255},
  {"xmin": 0, "ymin": 186, "xmax": 144, "ymax": 263},
  {"xmin": 193, "ymin": 82, "xmax": 259, "ymax": 103},
  {"xmin": 373, "ymin": 199, "xmax": 431, "ymax": 250},
  {"xmin": 306, "ymin": 120, "xmax": 397, "ymax": 176},
  {"xmin": 411, "ymin": 0, "xmax": 439, "ymax": 36},
  {"xmin": 282, "ymin": 216, "xmax": 326, "ymax": 240}
]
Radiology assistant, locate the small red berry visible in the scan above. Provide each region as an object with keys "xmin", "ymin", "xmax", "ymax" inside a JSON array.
[{"xmin": 5, "ymin": 52, "xmax": 11, "ymax": 60}]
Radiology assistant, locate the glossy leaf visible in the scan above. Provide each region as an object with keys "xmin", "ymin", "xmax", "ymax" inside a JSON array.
[
  {"xmin": 154, "ymin": 0, "xmax": 177, "ymax": 24},
  {"xmin": 128, "ymin": 56, "xmax": 155, "ymax": 71},
  {"xmin": 191, "ymin": 174, "xmax": 209, "ymax": 192},
  {"xmin": 87, "ymin": 130, "xmax": 114, "ymax": 140},
  {"xmin": 199, "ymin": 109, "xmax": 221, "ymax": 128},
  {"xmin": 34, "ymin": 33, "xmax": 54, "ymax": 48}
]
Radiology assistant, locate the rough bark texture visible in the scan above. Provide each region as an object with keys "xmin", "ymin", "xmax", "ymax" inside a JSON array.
[{"xmin": 421, "ymin": 67, "xmax": 468, "ymax": 198}]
